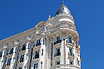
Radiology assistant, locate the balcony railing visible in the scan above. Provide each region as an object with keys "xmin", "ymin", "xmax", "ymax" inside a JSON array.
[
  {"xmin": 54, "ymin": 40, "xmax": 62, "ymax": 45},
  {"xmin": 54, "ymin": 52, "xmax": 61, "ymax": 57}
]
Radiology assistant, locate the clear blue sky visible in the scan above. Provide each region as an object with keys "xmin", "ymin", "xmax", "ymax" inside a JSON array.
[{"xmin": 0, "ymin": 0, "xmax": 104, "ymax": 69}]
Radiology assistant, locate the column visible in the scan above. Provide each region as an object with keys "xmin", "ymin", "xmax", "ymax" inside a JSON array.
[
  {"xmin": 0, "ymin": 50, "xmax": 6, "ymax": 69},
  {"xmin": 23, "ymin": 42, "xmax": 31, "ymax": 69},
  {"xmin": 10, "ymin": 47, "xmax": 18, "ymax": 69}
]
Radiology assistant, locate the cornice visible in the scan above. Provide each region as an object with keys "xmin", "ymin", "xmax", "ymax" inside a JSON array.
[{"xmin": 0, "ymin": 28, "xmax": 35, "ymax": 46}]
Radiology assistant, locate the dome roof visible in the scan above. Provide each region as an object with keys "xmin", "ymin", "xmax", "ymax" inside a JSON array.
[{"xmin": 56, "ymin": 2, "xmax": 71, "ymax": 16}]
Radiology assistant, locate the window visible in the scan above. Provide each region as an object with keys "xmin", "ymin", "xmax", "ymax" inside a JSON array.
[
  {"xmin": 35, "ymin": 51, "xmax": 39, "ymax": 59},
  {"xmin": 24, "ymin": 66, "xmax": 26, "ymax": 69},
  {"xmin": 18, "ymin": 54, "xmax": 24, "ymax": 63},
  {"xmin": 43, "ymin": 39, "xmax": 45, "ymax": 45},
  {"xmin": 27, "ymin": 43, "xmax": 30, "ymax": 49},
  {"xmin": 36, "ymin": 39, "xmax": 41, "ymax": 46},
  {"xmin": 54, "ymin": 37, "xmax": 61, "ymax": 45},
  {"xmin": 22, "ymin": 44, "xmax": 26, "ymax": 51},
  {"xmin": 69, "ymin": 37, "xmax": 72, "ymax": 43},
  {"xmin": 19, "ymin": 67, "xmax": 22, "ymax": 69},
  {"xmin": 14, "ymin": 47, "xmax": 17, "ymax": 53},
  {"xmin": 77, "ymin": 58, "xmax": 80, "ymax": 66},
  {"xmin": 9, "ymin": 48, "xmax": 14, "ymax": 54},
  {"xmin": 69, "ymin": 48, "xmax": 73, "ymax": 56},
  {"xmin": 0, "ymin": 51, "xmax": 2, "ymax": 57},
  {"xmin": 26, "ymin": 54, "xmax": 28, "ymax": 60},
  {"xmin": 34, "ymin": 63, "xmax": 38, "ymax": 69},
  {"xmin": 41, "ymin": 62, "xmax": 43, "ymax": 69},
  {"xmin": 41, "ymin": 49, "xmax": 43, "ymax": 56},
  {"xmin": 70, "ymin": 61, "xmax": 73, "ymax": 65},
  {"xmin": 6, "ymin": 58, "xmax": 11, "ymax": 66},
  {"xmin": 13, "ymin": 57, "xmax": 15, "ymax": 62},
  {"xmin": 56, "ymin": 61, "xmax": 60, "ymax": 65},
  {"xmin": 54, "ymin": 48, "xmax": 61, "ymax": 57}
]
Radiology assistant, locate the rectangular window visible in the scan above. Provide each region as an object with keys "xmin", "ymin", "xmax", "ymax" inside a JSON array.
[
  {"xmin": 54, "ymin": 37, "xmax": 61, "ymax": 45},
  {"xmin": 0, "ymin": 51, "xmax": 2, "ymax": 57},
  {"xmin": 43, "ymin": 39, "xmax": 45, "ymax": 45},
  {"xmin": 22, "ymin": 44, "xmax": 26, "ymax": 51},
  {"xmin": 34, "ymin": 63, "xmax": 38, "ymax": 69},
  {"xmin": 69, "ymin": 48, "xmax": 73, "ymax": 56},
  {"xmin": 7, "ymin": 58, "xmax": 11, "ymax": 66},
  {"xmin": 54, "ymin": 48, "xmax": 61, "ymax": 57},
  {"xmin": 19, "ymin": 67, "xmax": 22, "ymax": 69},
  {"xmin": 56, "ymin": 61, "xmax": 60, "ymax": 65},
  {"xmin": 41, "ymin": 62, "xmax": 43, "ymax": 69},
  {"xmin": 35, "ymin": 51, "xmax": 39, "ymax": 59},
  {"xmin": 18, "ymin": 54, "xmax": 24, "ymax": 63},
  {"xmin": 70, "ymin": 61, "xmax": 73, "ymax": 65},
  {"xmin": 36, "ymin": 39, "xmax": 41, "ymax": 46},
  {"xmin": 9, "ymin": 48, "xmax": 14, "ymax": 54},
  {"xmin": 41, "ymin": 50, "xmax": 43, "ymax": 56},
  {"xmin": 69, "ymin": 37, "xmax": 72, "ymax": 43}
]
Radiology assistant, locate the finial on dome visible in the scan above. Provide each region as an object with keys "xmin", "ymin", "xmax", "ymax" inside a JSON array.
[
  {"xmin": 62, "ymin": 1, "xmax": 64, "ymax": 5},
  {"xmin": 55, "ymin": 1, "xmax": 71, "ymax": 16}
]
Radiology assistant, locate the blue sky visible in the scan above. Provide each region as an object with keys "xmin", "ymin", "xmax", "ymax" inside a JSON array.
[{"xmin": 0, "ymin": 0, "xmax": 104, "ymax": 69}]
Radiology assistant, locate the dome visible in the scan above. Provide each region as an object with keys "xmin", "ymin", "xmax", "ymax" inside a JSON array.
[{"xmin": 55, "ymin": 2, "xmax": 71, "ymax": 16}]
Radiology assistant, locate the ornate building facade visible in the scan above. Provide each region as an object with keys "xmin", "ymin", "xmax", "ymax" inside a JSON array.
[{"xmin": 0, "ymin": 2, "xmax": 81, "ymax": 69}]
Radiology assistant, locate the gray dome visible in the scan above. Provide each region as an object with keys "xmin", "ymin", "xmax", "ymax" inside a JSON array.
[{"xmin": 56, "ymin": 2, "xmax": 71, "ymax": 16}]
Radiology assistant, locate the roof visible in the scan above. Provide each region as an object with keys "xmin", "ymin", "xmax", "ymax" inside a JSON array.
[{"xmin": 56, "ymin": 2, "xmax": 71, "ymax": 15}]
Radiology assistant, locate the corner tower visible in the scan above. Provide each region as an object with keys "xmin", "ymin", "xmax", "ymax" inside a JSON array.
[{"xmin": 46, "ymin": 2, "xmax": 81, "ymax": 69}]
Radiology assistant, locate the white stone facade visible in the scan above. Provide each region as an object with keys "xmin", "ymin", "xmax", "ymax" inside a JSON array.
[{"xmin": 0, "ymin": 3, "xmax": 81, "ymax": 69}]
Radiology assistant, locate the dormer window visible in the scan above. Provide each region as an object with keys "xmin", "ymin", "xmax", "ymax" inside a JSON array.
[{"xmin": 9, "ymin": 48, "xmax": 14, "ymax": 54}]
